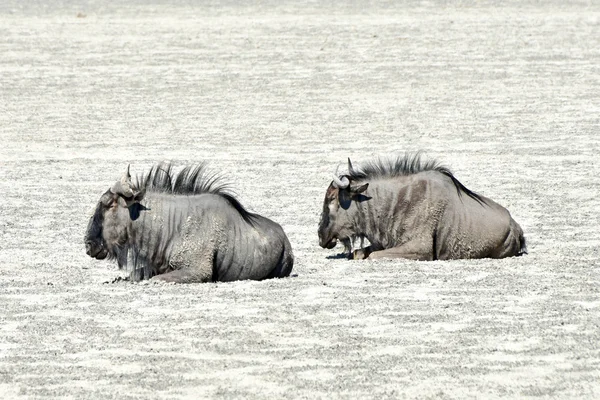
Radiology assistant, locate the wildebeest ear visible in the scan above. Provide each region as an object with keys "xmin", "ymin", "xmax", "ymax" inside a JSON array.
[
  {"xmin": 350, "ymin": 183, "xmax": 368, "ymax": 194},
  {"xmin": 347, "ymin": 157, "xmax": 355, "ymax": 174}
]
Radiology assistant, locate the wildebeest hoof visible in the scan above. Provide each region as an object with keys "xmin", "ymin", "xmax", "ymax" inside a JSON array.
[{"xmin": 352, "ymin": 249, "xmax": 370, "ymax": 260}]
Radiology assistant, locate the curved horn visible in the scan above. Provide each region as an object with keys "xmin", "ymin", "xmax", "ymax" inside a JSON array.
[
  {"xmin": 332, "ymin": 174, "xmax": 349, "ymax": 189},
  {"xmin": 110, "ymin": 164, "xmax": 135, "ymax": 195},
  {"xmin": 347, "ymin": 157, "xmax": 355, "ymax": 174}
]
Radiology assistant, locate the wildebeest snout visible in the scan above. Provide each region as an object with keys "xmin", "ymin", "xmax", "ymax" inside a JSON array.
[
  {"xmin": 86, "ymin": 241, "xmax": 107, "ymax": 259},
  {"xmin": 318, "ymin": 233, "xmax": 337, "ymax": 249}
]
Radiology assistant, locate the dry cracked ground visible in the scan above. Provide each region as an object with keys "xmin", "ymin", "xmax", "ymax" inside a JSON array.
[{"xmin": 0, "ymin": 1, "xmax": 599, "ymax": 399}]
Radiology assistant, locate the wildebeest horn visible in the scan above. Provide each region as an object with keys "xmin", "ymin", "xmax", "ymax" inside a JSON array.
[
  {"xmin": 332, "ymin": 174, "xmax": 349, "ymax": 189},
  {"xmin": 110, "ymin": 164, "xmax": 135, "ymax": 196},
  {"xmin": 347, "ymin": 158, "xmax": 355, "ymax": 174}
]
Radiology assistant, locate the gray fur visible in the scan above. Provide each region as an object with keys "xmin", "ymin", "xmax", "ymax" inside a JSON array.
[
  {"xmin": 85, "ymin": 162, "xmax": 294, "ymax": 283},
  {"xmin": 318, "ymin": 154, "xmax": 527, "ymax": 260}
]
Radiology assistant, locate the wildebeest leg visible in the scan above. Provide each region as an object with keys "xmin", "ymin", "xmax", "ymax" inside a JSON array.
[
  {"xmin": 265, "ymin": 250, "xmax": 294, "ymax": 279},
  {"xmin": 151, "ymin": 245, "xmax": 214, "ymax": 283},
  {"xmin": 489, "ymin": 221, "xmax": 526, "ymax": 258},
  {"xmin": 354, "ymin": 241, "xmax": 433, "ymax": 261},
  {"xmin": 341, "ymin": 237, "xmax": 352, "ymax": 255},
  {"xmin": 151, "ymin": 266, "xmax": 212, "ymax": 283}
]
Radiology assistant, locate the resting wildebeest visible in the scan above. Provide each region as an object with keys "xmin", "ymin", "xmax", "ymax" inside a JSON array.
[
  {"xmin": 318, "ymin": 154, "xmax": 527, "ymax": 260},
  {"xmin": 85, "ymin": 162, "xmax": 294, "ymax": 283}
]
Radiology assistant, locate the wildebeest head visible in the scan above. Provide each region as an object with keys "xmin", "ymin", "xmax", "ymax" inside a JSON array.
[
  {"xmin": 85, "ymin": 165, "xmax": 145, "ymax": 260},
  {"xmin": 318, "ymin": 158, "xmax": 368, "ymax": 250}
]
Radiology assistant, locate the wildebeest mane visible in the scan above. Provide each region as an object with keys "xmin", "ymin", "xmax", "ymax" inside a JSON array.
[
  {"xmin": 345, "ymin": 153, "xmax": 486, "ymax": 205},
  {"xmin": 136, "ymin": 162, "xmax": 257, "ymax": 223}
]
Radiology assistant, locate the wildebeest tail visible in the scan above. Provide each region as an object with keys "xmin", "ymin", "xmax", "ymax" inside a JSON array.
[
  {"xmin": 518, "ymin": 233, "xmax": 528, "ymax": 256},
  {"xmin": 266, "ymin": 239, "xmax": 294, "ymax": 279}
]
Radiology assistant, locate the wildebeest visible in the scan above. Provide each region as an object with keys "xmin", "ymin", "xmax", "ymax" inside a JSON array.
[
  {"xmin": 85, "ymin": 162, "xmax": 294, "ymax": 283},
  {"xmin": 318, "ymin": 154, "xmax": 527, "ymax": 260}
]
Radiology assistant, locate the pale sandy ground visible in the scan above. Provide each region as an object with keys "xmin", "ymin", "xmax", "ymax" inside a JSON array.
[{"xmin": 1, "ymin": 1, "xmax": 599, "ymax": 399}]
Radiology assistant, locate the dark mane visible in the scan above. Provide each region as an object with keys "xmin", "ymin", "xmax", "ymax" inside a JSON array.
[
  {"xmin": 345, "ymin": 153, "xmax": 486, "ymax": 205},
  {"xmin": 136, "ymin": 162, "xmax": 257, "ymax": 223}
]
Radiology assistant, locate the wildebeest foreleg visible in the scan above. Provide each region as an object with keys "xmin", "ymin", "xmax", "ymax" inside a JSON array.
[
  {"xmin": 151, "ymin": 266, "xmax": 212, "ymax": 283},
  {"xmin": 353, "ymin": 240, "xmax": 433, "ymax": 261},
  {"xmin": 151, "ymin": 246, "xmax": 214, "ymax": 283}
]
